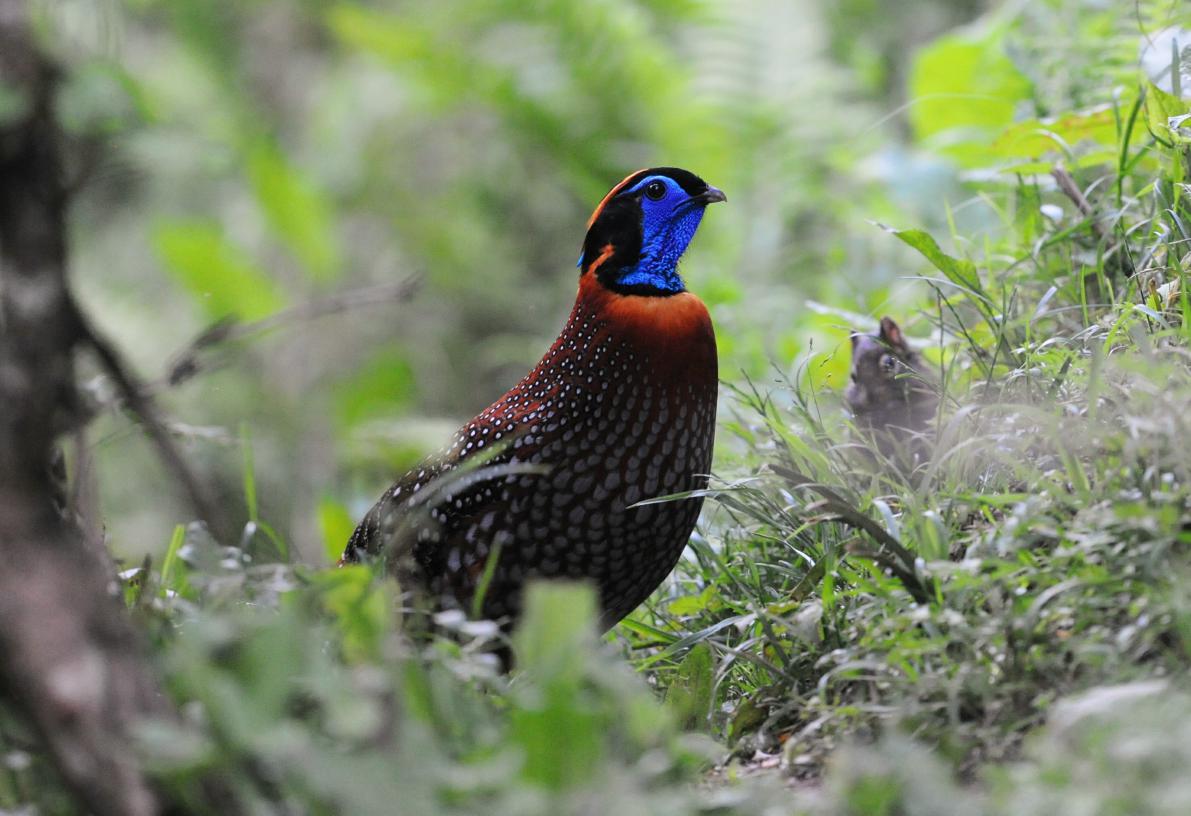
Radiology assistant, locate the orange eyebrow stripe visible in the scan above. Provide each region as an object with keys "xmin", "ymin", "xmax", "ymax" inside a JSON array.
[
  {"xmin": 585, "ymin": 242, "xmax": 616, "ymax": 274},
  {"xmin": 585, "ymin": 168, "xmax": 649, "ymax": 229}
]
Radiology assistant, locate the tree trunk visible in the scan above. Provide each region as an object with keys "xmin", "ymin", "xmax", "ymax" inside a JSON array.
[{"xmin": 0, "ymin": 4, "xmax": 163, "ymax": 813}]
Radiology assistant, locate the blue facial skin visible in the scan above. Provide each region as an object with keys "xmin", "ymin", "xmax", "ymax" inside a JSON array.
[{"xmin": 577, "ymin": 174, "xmax": 710, "ymax": 294}]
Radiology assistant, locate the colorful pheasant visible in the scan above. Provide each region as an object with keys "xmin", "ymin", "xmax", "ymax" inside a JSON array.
[{"xmin": 343, "ymin": 167, "xmax": 725, "ymax": 631}]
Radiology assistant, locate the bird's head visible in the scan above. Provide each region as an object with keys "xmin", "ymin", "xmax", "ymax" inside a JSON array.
[{"xmin": 578, "ymin": 167, "xmax": 726, "ymax": 297}]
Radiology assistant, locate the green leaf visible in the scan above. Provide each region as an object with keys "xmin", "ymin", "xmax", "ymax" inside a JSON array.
[
  {"xmin": 728, "ymin": 694, "xmax": 767, "ymax": 742},
  {"xmin": 666, "ymin": 585, "xmax": 720, "ymax": 617},
  {"xmin": 802, "ymin": 313, "xmax": 854, "ymax": 392},
  {"xmin": 317, "ymin": 498, "xmax": 356, "ymax": 565},
  {"xmin": 880, "ymin": 225, "xmax": 983, "ymax": 294},
  {"xmin": 990, "ymin": 103, "xmax": 1121, "ymax": 160},
  {"xmin": 247, "ymin": 139, "xmax": 342, "ymax": 282},
  {"xmin": 154, "ymin": 222, "xmax": 285, "ymax": 321},
  {"xmin": 240, "ymin": 423, "xmax": 258, "ymax": 522},
  {"xmin": 327, "ymin": 5, "xmax": 423, "ymax": 69},
  {"xmin": 514, "ymin": 581, "xmax": 598, "ymax": 677},
  {"xmin": 908, "ymin": 26, "xmax": 1031, "ymax": 166},
  {"xmin": 511, "ymin": 582, "xmax": 603, "ymax": 790},
  {"xmin": 312, "ymin": 566, "xmax": 390, "ymax": 662},
  {"xmin": 327, "ymin": 5, "xmax": 494, "ymax": 112},
  {"xmin": 57, "ymin": 62, "xmax": 147, "ymax": 135},
  {"xmin": 1146, "ymin": 81, "xmax": 1191, "ymax": 144},
  {"xmin": 159, "ymin": 524, "xmax": 189, "ymax": 597},
  {"xmin": 664, "ymin": 643, "xmax": 714, "ymax": 728}
]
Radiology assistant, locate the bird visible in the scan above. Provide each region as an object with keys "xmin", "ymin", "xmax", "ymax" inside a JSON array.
[{"xmin": 342, "ymin": 167, "xmax": 725, "ymax": 632}]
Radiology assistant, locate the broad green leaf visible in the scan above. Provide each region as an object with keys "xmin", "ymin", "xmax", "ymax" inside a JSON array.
[
  {"xmin": 804, "ymin": 316, "xmax": 853, "ymax": 393},
  {"xmin": 326, "ymin": 5, "xmax": 419, "ymax": 66},
  {"xmin": 1146, "ymin": 81, "xmax": 1191, "ymax": 144},
  {"xmin": 991, "ymin": 103, "xmax": 1121, "ymax": 160},
  {"xmin": 247, "ymin": 140, "xmax": 342, "ymax": 282},
  {"xmin": 908, "ymin": 27, "xmax": 1031, "ymax": 166},
  {"xmin": 327, "ymin": 6, "xmax": 493, "ymax": 108},
  {"xmin": 880, "ymin": 225, "xmax": 982, "ymax": 293},
  {"xmin": 154, "ymin": 222, "xmax": 286, "ymax": 321},
  {"xmin": 992, "ymin": 150, "xmax": 1118, "ymax": 175}
]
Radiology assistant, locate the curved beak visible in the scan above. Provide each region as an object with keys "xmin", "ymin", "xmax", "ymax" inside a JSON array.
[{"xmin": 695, "ymin": 186, "xmax": 727, "ymax": 205}]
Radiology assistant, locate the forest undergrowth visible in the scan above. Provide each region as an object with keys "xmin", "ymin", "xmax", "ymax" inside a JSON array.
[{"xmin": 2, "ymin": 2, "xmax": 1191, "ymax": 814}]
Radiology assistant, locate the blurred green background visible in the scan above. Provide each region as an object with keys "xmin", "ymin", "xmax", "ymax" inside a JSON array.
[{"xmin": 48, "ymin": 0, "xmax": 1148, "ymax": 562}]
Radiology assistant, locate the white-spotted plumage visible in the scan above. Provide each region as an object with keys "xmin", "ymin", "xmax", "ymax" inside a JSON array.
[
  {"xmin": 344, "ymin": 300, "xmax": 717, "ymax": 628},
  {"xmin": 343, "ymin": 166, "xmax": 723, "ymax": 632}
]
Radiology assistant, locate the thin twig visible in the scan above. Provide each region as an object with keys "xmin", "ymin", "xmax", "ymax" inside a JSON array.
[
  {"xmin": 1051, "ymin": 164, "xmax": 1107, "ymax": 241},
  {"xmin": 1052, "ymin": 162, "xmax": 1133, "ymax": 283},
  {"xmin": 165, "ymin": 276, "xmax": 422, "ymax": 387},
  {"xmin": 73, "ymin": 302, "xmax": 232, "ymax": 541}
]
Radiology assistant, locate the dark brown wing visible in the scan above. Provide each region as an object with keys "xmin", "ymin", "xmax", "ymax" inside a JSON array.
[
  {"xmin": 339, "ymin": 421, "xmax": 548, "ymax": 595},
  {"xmin": 340, "ymin": 457, "xmax": 448, "ymax": 568}
]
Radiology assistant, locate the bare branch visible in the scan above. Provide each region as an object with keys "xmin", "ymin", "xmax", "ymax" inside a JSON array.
[
  {"xmin": 1051, "ymin": 164, "xmax": 1108, "ymax": 242},
  {"xmin": 1051, "ymin": 163, "xmax": 1133, "ymax": 282},
  {"xmin": 164, "ymin": 275, "xmax": 421, "ymax": 388}
]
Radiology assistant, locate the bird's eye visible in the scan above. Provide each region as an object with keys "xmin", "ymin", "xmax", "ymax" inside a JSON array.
[{"xmin": 644, "ymin": 180, "xmax": 667, "ymax": 200}]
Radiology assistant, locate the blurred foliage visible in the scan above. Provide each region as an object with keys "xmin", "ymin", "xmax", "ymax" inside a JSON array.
[
  {"xmin": 4, "ymin": 0, "xmax": 1191, "ymax": 813},
  {"xmin": 618, "ymin": 0, "xmax": 1191, "ymax": 799},
  {"xmin": 50, "ymin": 0, "xmax": 966, "ymax": 560},
  {"xmin": 795, "ymin": 683, "xmax": 1191, "ymax": 815}
]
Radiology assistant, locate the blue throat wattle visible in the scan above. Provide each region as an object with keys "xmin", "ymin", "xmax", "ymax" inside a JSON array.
[
  {"xmin": 615, "ymin": 203, "xmax": 706, "ymax": 294},
  {"xmin": 579, "ymin": 171, "xmax": 720, "ymax": 296}
]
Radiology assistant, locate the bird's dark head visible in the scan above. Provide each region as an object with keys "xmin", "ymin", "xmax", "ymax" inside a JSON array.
[{"xmin": 579, "ymin": 167, "xmax": 725, "ymax": 297}]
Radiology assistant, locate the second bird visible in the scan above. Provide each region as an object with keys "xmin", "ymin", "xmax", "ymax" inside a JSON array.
[{"xmin": 343, "ymin": 167, "xmax": 725, "ymax": 631}]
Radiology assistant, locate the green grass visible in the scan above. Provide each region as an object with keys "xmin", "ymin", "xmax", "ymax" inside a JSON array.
[
  {"xmin": 120, "ymin": 112, "xmax": 1191, "ymax": 810},
  {"xmin": 612, "ymin": 34, "xmax": 1191, "ymax": 807},
  {"xmin": 4, "ymin": 2, "xmax": 1191, "ymax": 814}
]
